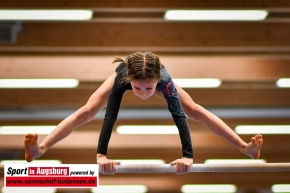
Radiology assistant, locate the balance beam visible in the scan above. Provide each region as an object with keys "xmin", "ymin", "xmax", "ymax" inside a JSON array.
[
  {"xmin": 1, "ymin": 163, "xmax": 290, "ymax": 174},
  {"xmin": 113, "ymin": 163, "xmax": 290, "ymax": 173}
]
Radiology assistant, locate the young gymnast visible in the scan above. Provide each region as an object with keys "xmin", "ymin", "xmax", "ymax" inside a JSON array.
[{"xmin": 24, "ymin": 52, "xmax": 263, "ymax": 175}]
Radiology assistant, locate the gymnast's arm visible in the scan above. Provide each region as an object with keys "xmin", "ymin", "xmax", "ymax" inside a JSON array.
[
  {"xmin": 160, "ymin": 78, "xmax": 194, "ymax": 174},
  {"xmin": 162, "ymin": 79, "xmax": 194, "ymax": 158},
  {"xmin": 96, "ymin": 75, "xmax": 126, "ymax": 174}
]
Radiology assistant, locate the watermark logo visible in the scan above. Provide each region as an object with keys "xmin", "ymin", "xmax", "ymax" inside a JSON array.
[{"xmin": 4, "ymin": 164, "xmax": 99, "ymax": 188}]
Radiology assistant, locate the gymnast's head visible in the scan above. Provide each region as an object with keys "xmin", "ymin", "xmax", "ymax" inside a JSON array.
[{"xmin": 113, "ymin": 52, "xmax": 161, "ymax": 100}]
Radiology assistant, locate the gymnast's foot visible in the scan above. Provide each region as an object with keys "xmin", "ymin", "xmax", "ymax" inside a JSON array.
[
  {"xmin": 24, "ymin": 133, "xmax": 44, "ymax": 162},
  {"xmin": 241, "ymin": 134, "xmax": 263, "ymax": 159}
]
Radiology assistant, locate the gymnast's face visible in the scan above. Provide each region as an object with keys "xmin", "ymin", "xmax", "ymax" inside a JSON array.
[{"xmin": 131, "ymin": 78, "xmax": 158, "ymax": 100}]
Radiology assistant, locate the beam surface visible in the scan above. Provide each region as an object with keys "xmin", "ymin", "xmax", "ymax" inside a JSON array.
[{"xmin": 113, "ymin": 163, "xmax": 290, "ymax": 173}]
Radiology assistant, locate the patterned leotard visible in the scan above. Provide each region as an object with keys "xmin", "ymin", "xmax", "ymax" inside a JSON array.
[{"xmin": 97, "ymin": 62, "xmax": 193, "ymax": 158}]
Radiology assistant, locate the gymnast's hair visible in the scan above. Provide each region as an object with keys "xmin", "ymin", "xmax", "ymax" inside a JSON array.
[{"xmin": 112, "ymin": 52, "xmax": 161, "ymax": 84}]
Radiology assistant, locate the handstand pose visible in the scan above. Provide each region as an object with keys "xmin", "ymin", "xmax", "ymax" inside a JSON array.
[{"xmin": 24, "ymin": 52, "xmax": 263, "ymax": 175}]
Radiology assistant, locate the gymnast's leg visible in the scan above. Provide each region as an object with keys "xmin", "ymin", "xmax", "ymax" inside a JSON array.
[
  {"xmin": 154, "ymin": 83, "xmax": 263, "ymax": 159},
  {"xmin": 24, "ymin": 72, "xmax": 117, "ymax": 162},
  {"xmin": 173, "ymin": 83, "xmax": 263, "ymax": 159}
]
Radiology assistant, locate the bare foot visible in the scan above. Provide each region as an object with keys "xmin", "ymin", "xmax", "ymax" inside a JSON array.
[
  {"xmin": 241, "ymin": 134, "xmax": 263, "ymax": 159},
  {"xmin": 24, "ymin": 133, "xmax": 44, "ymax": 162}
]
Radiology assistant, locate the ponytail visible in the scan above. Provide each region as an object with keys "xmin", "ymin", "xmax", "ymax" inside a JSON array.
[{"xmin": 112, "ymin": 57, "xmax": 125, "ymax": 64}]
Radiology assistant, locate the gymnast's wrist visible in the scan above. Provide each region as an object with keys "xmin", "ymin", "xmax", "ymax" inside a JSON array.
[
  {"xmin": 96, "ymin": 153, "xmax": 106, "ymax": 158},
  {"xmin": 182, "ymin": 157, "xmax": 193, "ymax": 159}
]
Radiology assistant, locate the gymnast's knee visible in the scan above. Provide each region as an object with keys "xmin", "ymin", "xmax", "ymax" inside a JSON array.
[
  {"xmin": 184, "ymin": 103, "xmax": 205, "ymax": 121},
  {"xmin": 75, "ymin": 106, "xmax": 96, "ymax": 124}
]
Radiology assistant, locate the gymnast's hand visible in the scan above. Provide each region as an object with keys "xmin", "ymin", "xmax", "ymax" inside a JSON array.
[
  {"xmin": 170, "ymin": 157, "xmax": 193, "ymax": 174},
  {"xmin": 96, "ymin": 154, "xmax": 121, "ymax": 175}
]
